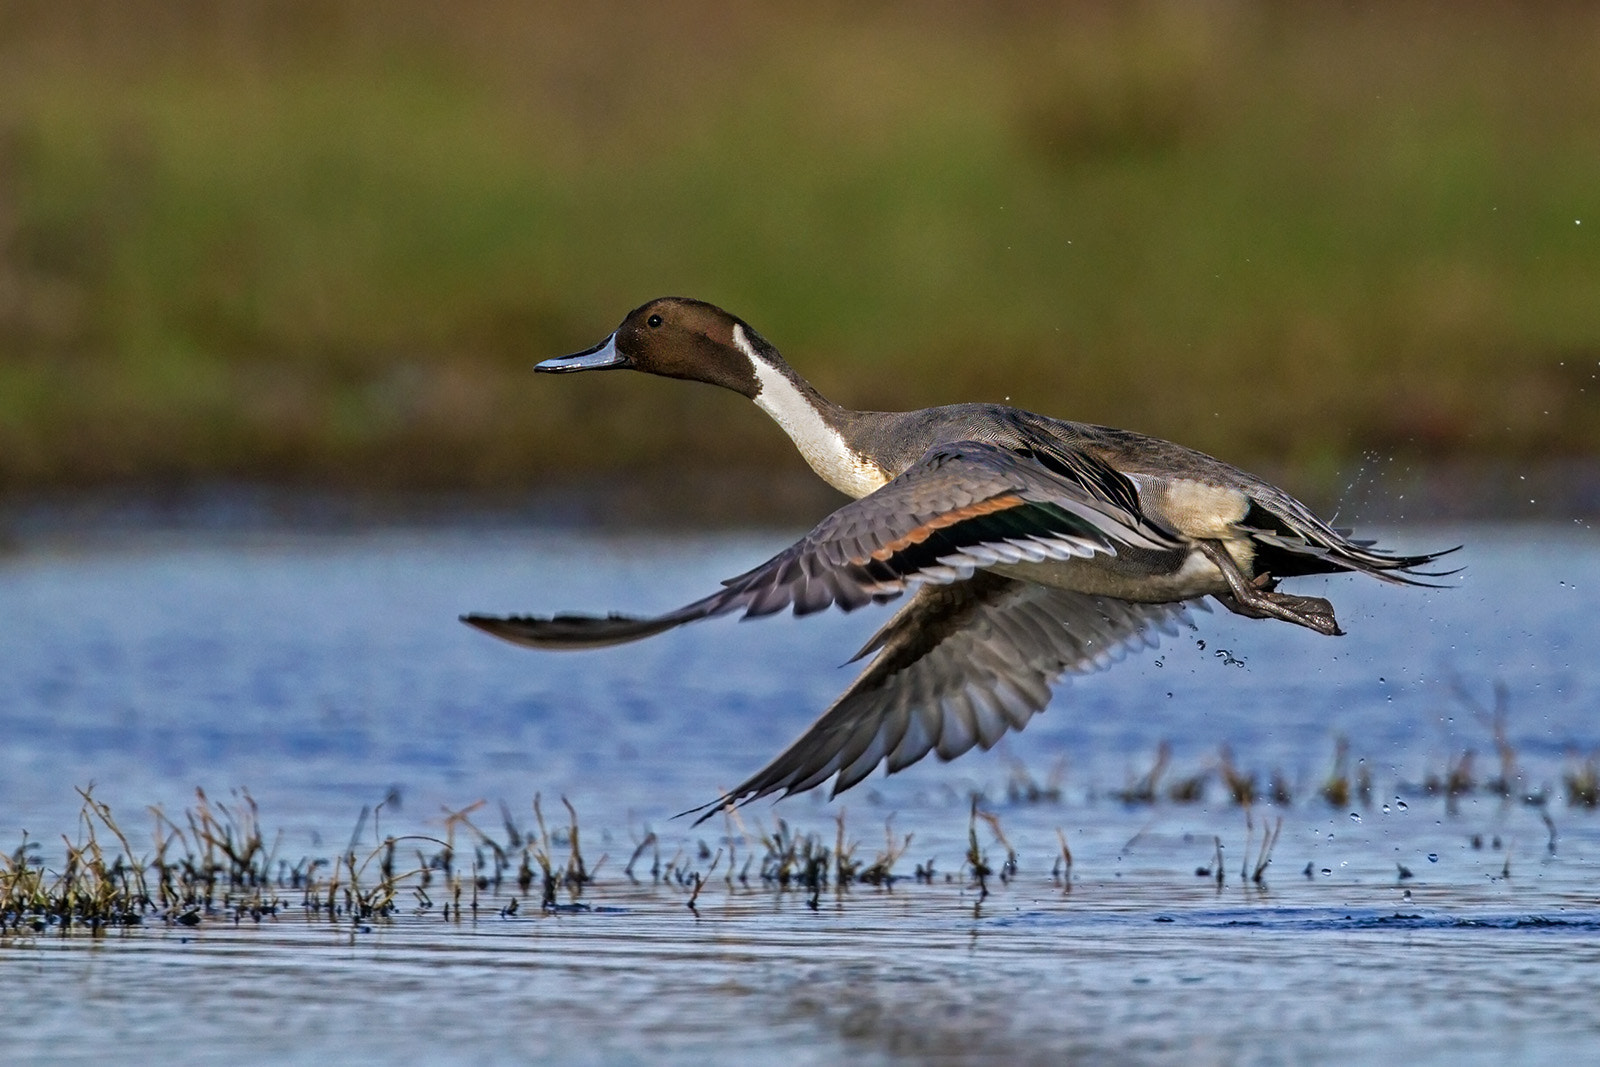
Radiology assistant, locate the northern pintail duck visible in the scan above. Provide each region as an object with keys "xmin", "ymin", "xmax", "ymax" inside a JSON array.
[{"xmin": 464, "ymin": 297, "xmax": 1453, "ymax": 820}]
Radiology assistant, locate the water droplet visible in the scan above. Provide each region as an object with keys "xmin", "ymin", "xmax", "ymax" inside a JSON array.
[
  {"xmin": 1381, "ymin": 804, "xmax": 1391, "ymax": 814},
  {"xmin": 1349, "ymin": 812, "xmax": 1361, "ymax": 823},
  {"xmin": 1320, "ymin": 868, "xmax": 1332, "ymax": 877},
  {"xmin": 1427, "ymin": 853, "xmax": 1438, "ymax": 863},
  {"xmin": 1396, "ymin": 800, "xmax": 1408, "ymax": 811}
]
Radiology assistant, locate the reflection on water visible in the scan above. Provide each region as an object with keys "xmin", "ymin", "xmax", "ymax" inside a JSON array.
[{"xmin": 2, "ymin": 521, "xmax": 1598, "ymax": 1063}]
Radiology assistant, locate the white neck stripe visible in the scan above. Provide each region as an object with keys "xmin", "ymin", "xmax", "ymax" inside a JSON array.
[{"xmin": 733, "ymin": 325, "xmax": 887, "ymax": 499}]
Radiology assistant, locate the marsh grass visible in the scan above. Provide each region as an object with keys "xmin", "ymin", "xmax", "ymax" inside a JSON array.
[
  {"xmin": 3, "ymin": 693, "xmax": 1593, "ymax": 937},
  {"xmin": 1243, "ymin": 812, "xmax": 1284, "ymax": 885},
  {"xmin": 1189, "ymin": 814, "xmax": 1280, "ymax": 889},
  {"xmin": 0, "ymin": 785, "xmax": 1071, "ymax": 934},
  {"xmin": 1051, "ymin": 829, "xmax": 1073, "ymax": 889},
  {"xmin": 2, "ymin": 767, "xmax": 1594, "ymax": 938},
  {"xmin": 1319, "ymin": 737, "xmax": 1374, "ymax": 810},
  {"xmin": 1565, "ymin": 755, "xmax": 1599, "ymax": 809},
  {"xmin": 0, "ymin": 786, "xmax": 513, "ymax": 933},
  {"xmin": 0, "ymin": 2, "xmax": 1597, "ymax": 497},
  {"xmin": 1080, "ymin": 708, "xmax": 1578, "ymax": 818}
]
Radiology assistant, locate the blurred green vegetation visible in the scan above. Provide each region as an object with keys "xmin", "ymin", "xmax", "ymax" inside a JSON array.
[{"xmin": 0, "ymin": 1, "xmax": 1596, "ymax": 500}]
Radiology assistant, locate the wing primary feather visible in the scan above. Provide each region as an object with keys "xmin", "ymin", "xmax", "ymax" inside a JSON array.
[{"xmin": 686, "ymin": 574, "xmax": 1191, "ymax": 822}]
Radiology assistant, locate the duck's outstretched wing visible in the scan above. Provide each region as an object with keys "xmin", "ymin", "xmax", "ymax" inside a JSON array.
[
  {"xmin": 463, "ymin": 440, "xmax": 1183, "ymax": 649},
  {"xmin": 685, "ymin": 572, "xmax": 1193, "ymax": 822}
]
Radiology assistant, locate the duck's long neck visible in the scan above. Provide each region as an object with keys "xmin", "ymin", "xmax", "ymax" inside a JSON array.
[{"xmin": 731, "ymin": 324, "xmax": 890, "ymax": 498}]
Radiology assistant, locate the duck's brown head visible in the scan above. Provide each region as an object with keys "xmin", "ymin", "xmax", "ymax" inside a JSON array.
[{"xmin": 537, "ymin": 297, "xmax": 762, "ymax": 399}]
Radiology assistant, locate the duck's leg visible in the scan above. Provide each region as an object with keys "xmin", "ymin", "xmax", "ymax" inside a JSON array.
[{"xmin": 1197, "ymin": 539, "xmax": 1343, "ymax": 636}]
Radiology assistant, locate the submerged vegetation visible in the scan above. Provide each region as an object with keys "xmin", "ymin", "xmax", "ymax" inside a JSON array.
[{"xmin": 0, "ymin": 2, "xmax": 1597, "ymax": 501}]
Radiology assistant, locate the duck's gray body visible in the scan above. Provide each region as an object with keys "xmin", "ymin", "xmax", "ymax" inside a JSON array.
[
  {"xmin": 800, "ymin": 400, "xmax": 1277, "ymax": 601},
  {"xmin": 465, "ymin": 297, "xmax": 1453, "ymax": 820}
]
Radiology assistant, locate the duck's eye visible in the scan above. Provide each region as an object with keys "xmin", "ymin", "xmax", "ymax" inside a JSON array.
[{"xmin": 647, "ymin": 314, "xmax": 663, "ymax": 328}]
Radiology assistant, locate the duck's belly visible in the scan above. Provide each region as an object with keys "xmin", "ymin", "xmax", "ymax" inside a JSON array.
[{"xmin": 993, "ymin": 540, "xmax": 1252, "ymax": 603}]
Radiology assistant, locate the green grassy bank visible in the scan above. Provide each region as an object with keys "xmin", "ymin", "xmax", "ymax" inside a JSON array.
[{"xmin": 0, "ymin": 2, "xmax": 1596, "ymax": 499}]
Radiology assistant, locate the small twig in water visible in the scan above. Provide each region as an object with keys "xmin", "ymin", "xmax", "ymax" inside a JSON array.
[
  {"xmin": 966, "ymin": 798, "xmax": 991, "ymax": 900},
  {"xmin": 1252, "ymin": 815, "xmax": 1283, "ymax": 884},
  {"xmin": 1054, "ymin": 828, "xmax": 1073, "ymax": 891},
  {"xmin": 974, "ymin": 809, "xmax": 1017, "ymax": 882},
  {"xmin": 623, "ymin": 832, "xmax": 658, "ymax": 883}
]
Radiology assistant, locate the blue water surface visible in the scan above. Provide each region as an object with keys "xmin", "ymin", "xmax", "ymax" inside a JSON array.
[{"xmin": 1, "ymin": 517, "xmax": 1597, "ymax": 1065}]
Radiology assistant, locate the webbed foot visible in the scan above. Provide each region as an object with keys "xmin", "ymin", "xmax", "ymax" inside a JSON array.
[{"xmin": 1199, "ymin": 542, "xmax": 1344, "ymax": 636}]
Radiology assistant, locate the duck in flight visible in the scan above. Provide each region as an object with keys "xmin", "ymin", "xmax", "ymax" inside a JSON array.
[{"xmin": 463, "ymin": 297, "xmax": 1453, "ymax": 822}]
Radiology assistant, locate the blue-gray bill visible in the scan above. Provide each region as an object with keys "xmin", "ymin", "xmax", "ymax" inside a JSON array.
[{"xmin": 535, "ymin": 334, "xmax": 629, "ymax": 372}]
